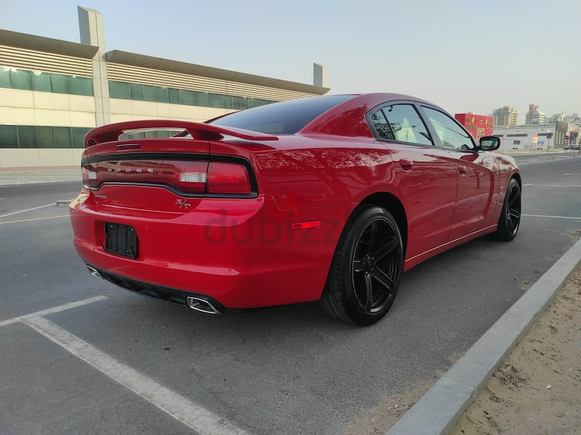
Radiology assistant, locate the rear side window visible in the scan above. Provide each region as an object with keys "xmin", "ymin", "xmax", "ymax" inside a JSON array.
[
  {"xmin": 369, "ymin": 110, "xmax": 395, "ymax": 140},
  {"xmin": 209, "ymin": 95, "xmax": 354, "ymax": 134},
  {"xmin": 369, "ymin": 104, "xmax": 433, "ymax": 145}
]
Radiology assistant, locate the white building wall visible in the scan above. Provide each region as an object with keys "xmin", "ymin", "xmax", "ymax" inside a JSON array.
[
  {"xmin": 494, "ymin": 124, "xmax": 554, "ymax": 152},
  {"xmin": 0, "ymin": 88, "xmax": 95, "ymax": 128}
]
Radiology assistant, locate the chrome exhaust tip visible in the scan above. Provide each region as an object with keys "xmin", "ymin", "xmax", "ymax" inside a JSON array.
[
  {"xmin": 86, "ymin": 265, "xmax": 103, "ymax": 279},
  {"xmin": 186, "ymin": 296, "xmax": 220, "ymax": 315}
]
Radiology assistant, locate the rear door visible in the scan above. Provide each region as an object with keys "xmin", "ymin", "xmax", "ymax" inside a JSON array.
[
  {"xmin": 368, "ymin": 103, "xmax": 458, "ymax": 260},
  {"xmin": 419, "ymin": 106, "xmax": 498, "ymax": 240}
]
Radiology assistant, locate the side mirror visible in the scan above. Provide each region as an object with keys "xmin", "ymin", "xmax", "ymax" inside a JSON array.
[{"xmin": 479, "ymin": 135, "xmax": 501, "ymax": 151}]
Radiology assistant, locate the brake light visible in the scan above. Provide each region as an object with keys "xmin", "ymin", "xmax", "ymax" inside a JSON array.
[
  {"xmin": 207, "ymin": 162, "xmax": 251, "ymax": 194},
  {"xmin": 82, "ymin": 160, "xmax": 252, "ymax": 195},
  {"xmin": 82, "ymin": 160, "xmax": 208, "ymax": 193}
]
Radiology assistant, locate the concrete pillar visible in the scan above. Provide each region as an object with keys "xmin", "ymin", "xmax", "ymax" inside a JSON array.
[
  {"xmin": 313, "ymin": 63, "xmax": 328, "ymax": 88},
  {"xmin": 78, "ymin": 6, "xmax": 111, "ymax": 127}
]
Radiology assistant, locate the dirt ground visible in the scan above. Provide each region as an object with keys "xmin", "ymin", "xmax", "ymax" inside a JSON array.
[
  {"xmin": 345, "ymin": 265, "xmax": 581, "ymax": 435},
  {"xmin": 451, "ymin": 265, "xmax": 581, "ymax": 435}
]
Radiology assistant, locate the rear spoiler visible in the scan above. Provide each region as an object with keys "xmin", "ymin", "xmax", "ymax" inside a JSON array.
[{"xmin": 84, "ymin": 119, "xmax": 278, "ymax": 148}]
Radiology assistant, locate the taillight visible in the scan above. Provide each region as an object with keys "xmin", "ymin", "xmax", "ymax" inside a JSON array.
[
  {"xmin": 207, "ymin": 162, "xmax": 251, "ymax": 194},
  {"xmin": 82, "ymin": 160, "xmax": 208, "ymax": 193},
  {"xmin": 82, "ymin": 160, "xmax": 252, "ymax": 195}
]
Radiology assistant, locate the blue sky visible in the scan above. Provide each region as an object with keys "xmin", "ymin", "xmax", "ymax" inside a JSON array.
[{"xmin": 1, "ymin": 0, "xmax": 579, "ymax": 123}]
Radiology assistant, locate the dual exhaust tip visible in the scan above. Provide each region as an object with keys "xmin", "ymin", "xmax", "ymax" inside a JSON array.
[{"xmin": 86, "ymin": 265, "xmax": 220, "ymax": 315}]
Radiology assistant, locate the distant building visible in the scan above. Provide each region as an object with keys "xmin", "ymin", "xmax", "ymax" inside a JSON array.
[
  {"xmin": 454, "ymin": 113, "xmax": 493, "ymax": 140},
  {"xmin": 492, "ymin": 106, "xmax": 518, "ymax": 127},
  {"xmin": 547, "ymin": 113, "xmax": 565, "ymax": 124},
  {"xmin": 494, "ymin": 122, "xmax": 571, "ymax": 151},
  {"xmin": 525, "ymin": 104, "xmax": 545, "ymax": 124},
  {"xmin": 0, "ymin": 7, "xmax": 329, "ymax": 169}
]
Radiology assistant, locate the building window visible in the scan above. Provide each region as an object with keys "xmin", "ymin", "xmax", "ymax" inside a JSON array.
[
  {"xmin": 0, "ymin": 125, "xmax": 91, "ymax": 148},
  {"xmin": 0, "ymin": 67, "xmax": 94, "ymax": 96},
  {"xmin": 107, "ymin": 80, "xmax": 277, "ymax": 110}
]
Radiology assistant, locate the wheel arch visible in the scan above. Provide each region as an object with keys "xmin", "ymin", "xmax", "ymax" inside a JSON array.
[
  {"xmin": 511, "ymin": 171, "xmax": 522, "ymax": 187},
  {"xmin": 356, "ymin": 192, "xmax": 408, "ymax": 257}
]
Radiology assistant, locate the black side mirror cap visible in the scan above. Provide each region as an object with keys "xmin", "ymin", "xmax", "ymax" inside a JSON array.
[{"xmin": 479, "ymin": 135, "xmax": 501, "ymax": 151}]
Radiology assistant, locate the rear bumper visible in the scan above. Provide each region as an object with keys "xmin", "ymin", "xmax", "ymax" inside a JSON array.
[
  {"xmin": 70, "ymin": 188, "xmax": 343, "ymax": 309},
  {"xmin": 85, "ymin": 263, "xmax": 241, "ymax": 313}
]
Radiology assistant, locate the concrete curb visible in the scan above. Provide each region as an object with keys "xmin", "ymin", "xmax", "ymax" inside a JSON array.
[{"xmin": 386, "ymin": 237, "xmax": 581, "ymax": 435}]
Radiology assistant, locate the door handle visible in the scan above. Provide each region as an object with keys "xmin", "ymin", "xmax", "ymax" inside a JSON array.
[
  {"xmin": 458, "ymin": 165, "xmax": 467, "ymax": 175},
  {"xmin": 399, "ymin": 159, "xmax": 414, "ymax": 170}
]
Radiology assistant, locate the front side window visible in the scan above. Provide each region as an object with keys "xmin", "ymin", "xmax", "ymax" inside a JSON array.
[
  {"xmin": 379, "ymin": 104, "xmax": 433, "ymax": 145},
  {"xmin": 422, "ymin": 107, "xmax": 475, "ymax": 150}
]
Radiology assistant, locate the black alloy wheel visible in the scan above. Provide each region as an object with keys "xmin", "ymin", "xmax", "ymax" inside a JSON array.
[
  {"xmin": 491, "ymin": 177, "xmax": 521, "ymax": 241},
  {"xmin": 320, "ymin": 206, "xmax": 403, "ymax": 325}
]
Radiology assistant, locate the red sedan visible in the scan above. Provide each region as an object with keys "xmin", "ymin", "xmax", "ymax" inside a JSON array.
[{"xmin": 70, "ymin": 93, "xmax": 521, "ymax": 325}]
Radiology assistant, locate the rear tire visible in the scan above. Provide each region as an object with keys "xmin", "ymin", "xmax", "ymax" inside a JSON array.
[
  {"xmin": 489, "ymin": 177, "xmax": 521, "ymax": 241},
  {"xmin": 320, "ymin": 206, "xmax": 403, "ymax": 326}
]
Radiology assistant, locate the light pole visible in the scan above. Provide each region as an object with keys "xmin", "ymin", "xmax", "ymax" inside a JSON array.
[{"xmin": 546, "ymin": 129, "xmax": 550, "ymax": 155}]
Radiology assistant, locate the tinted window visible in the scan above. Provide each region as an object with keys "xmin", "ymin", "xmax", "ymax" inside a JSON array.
[
  {"xmin": 210, "ymin": 95, "xmax": 354, "ymax": 134},
  {"xmin": 49, "ymin": 74, "xmax": 68, "ymax": 93},
  {"xmin": 0, "ymin": 125, "xmax": 18, "ymax": 148},
  {"xmin": 422, "ymin": 106, "xmax": 475, "ymax": 150},
  {"xmin": 382, "ymin": 104, "xmax": 432, "ymax": 145},
  {"xmin": 36, "ymin": 126, "xmax": 56, "ymax": 148},
  {"xmin": 0, "ymin": 68, "xmax": 11, "ymax": 88},
  {"xmin": 10, "ymin": 70, "xmax": 32, "ymax": 90},
  {"xmin": 110, "ymin": 81, "xmax": 131, "ymax": 99},
  {"xmin": 31, "ymin": 72, "xmax": 51, "ymax": 92},
  {"xmin": 369, "ymin": 109, "xmax": 394, "ymax": 140},
  {"xmin": 55, "ymin": 127, "xmax": 73, "ymax": 148},
  {"xmin": 130, "ymin": 83, "xmax": 144, "ymax": 100},
  {"xmin": 68, "ymin": 76, "xmax": 93, "ymax": 96}
]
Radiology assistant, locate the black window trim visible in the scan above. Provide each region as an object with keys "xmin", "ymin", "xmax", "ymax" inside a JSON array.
[{"xmin": 365, "ymin": 100, "xmax": 436, "ymax": 148}]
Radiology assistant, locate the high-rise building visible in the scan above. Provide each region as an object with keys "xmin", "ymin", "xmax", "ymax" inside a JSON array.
[
  {"xmin": 493, "ymin": 106, "xmax": 518, "ymax": 127},
  {"xmin": 525, "ymin": 104, "xmax": 545, "ymax": 124}
]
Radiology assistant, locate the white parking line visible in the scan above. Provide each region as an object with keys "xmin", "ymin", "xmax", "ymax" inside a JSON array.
[
  {"xmin": 523, "ymin": 213, "xmax": 581, "ymax": 221},
  {"xmin": 525, "ymin": 184, "xmax": 581, "ymax": 188},
  {"xmin": 23, "ymin": 316, "xmax": 249, "ymax": 435},
  {"xmin": 0, "ymin": 203, "xmax": 54, "ymax": 219},
  {"xmin": 0, "ymin": 214, "xmax": 70, "ymax": 226},
  {"xmin": 0, "ymin": 296, "xmax": 108, "ymax": 328}
]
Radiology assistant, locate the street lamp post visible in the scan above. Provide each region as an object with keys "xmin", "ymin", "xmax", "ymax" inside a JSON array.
[{"xmin": 546, "ymin": 130, "xmax": 550, "ymax": 155}]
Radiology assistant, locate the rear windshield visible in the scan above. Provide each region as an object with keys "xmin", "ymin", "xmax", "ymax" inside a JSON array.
[{"xmin": 208, "ymin": 95, "xmax": 354, "ymax": 135}]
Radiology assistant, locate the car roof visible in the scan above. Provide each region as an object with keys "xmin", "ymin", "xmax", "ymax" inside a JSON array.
[{"xmin": 299, "ymin": 92, "xmax": 440, "ymax": 137}]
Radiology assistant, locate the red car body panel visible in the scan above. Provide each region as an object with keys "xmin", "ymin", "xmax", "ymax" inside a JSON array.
[{"xmin": 70, "ymin": 93, "xmax": 520, "ymax": 310}]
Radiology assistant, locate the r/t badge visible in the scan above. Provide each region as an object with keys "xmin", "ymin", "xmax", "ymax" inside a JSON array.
[{"xmin": 176, "ymin": 199, "xmax": 192, "ymax": 209}]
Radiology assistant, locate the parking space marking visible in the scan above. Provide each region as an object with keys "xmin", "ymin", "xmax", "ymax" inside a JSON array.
[
  {"xmin": 0, "ymin": 296, "xmax": 107, "ymax": 328},
  {"xmin": 0, "ymin": 214, "xmax": 70, "ymax": 226},
  {"xmin": 0, "ymin": 203, "xmax": 55, "ymax": 219},
  {"xmin": 523, "ymin": 213, "xmax": 581, "ymax": 221},
  {"xmin": 526, "ymin": 184, "xmax": 581, "ymax": 188},
  {"xmin": 23, "ymin": 316, "xmax": 249, "ymax": 435}
]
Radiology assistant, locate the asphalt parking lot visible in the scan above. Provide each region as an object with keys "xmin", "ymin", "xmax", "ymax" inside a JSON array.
[{"xmin": 1, "ymin": 154, "xmax": 580, "ymax": 435}]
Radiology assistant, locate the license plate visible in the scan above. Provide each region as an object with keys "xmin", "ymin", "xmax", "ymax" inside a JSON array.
[{"xmin": 104, "ymin": 223, "xmax": 139, "ymax": 259}]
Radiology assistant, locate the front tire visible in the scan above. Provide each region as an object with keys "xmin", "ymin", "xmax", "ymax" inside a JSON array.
[
  {"xmin": 490, "ymin": 177, "xmax": 521, "ymax": 241},
  {"xmin": 320, "ymin": 206, "xmax": 403, "ymax": 326}
]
